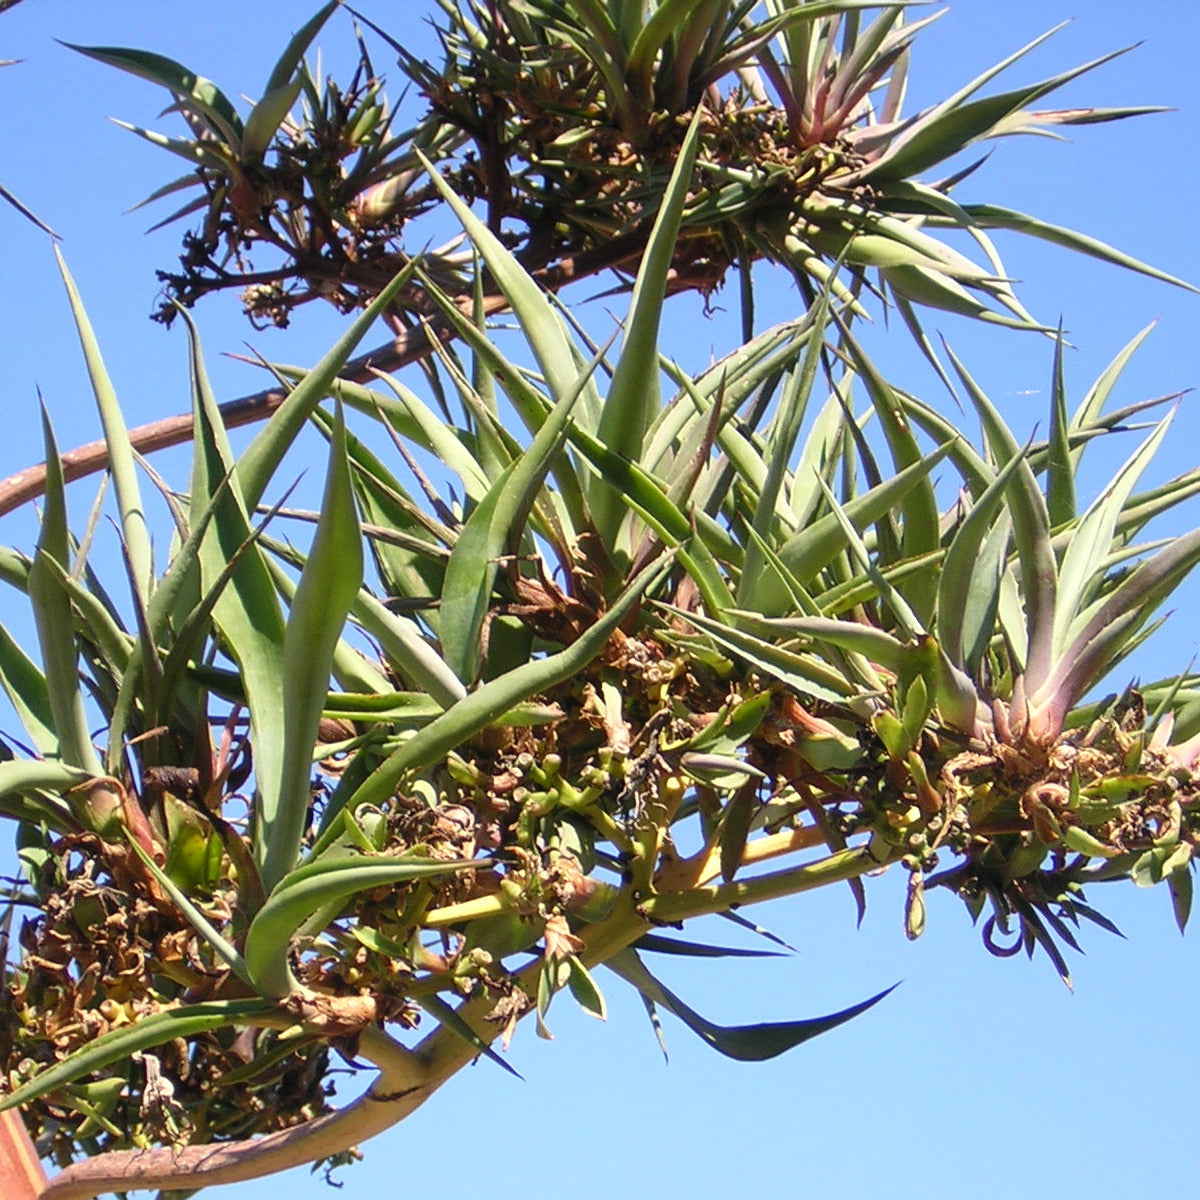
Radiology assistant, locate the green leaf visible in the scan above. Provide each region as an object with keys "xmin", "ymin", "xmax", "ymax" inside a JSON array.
[
  {"xmin": 27, "ymin": 407, "xmax": 102, "ymax": 775},
  {"xmin": 0, "ymin": 179, "xmax": 59, "ymax": 238},
  {"xmin": 565, "ymin": 424, "xmax": 734, "ymax": 614},
  {"xmin": 812, "ymin": 475, "xmax": 924, "ymax": 641},
  {"xmin": 730, "ymin": 613, "xmax": 910, "ymax": 673},
  {"xmin": 363, "ymin": 371, "xmax": 491, "ymax": 503},
  {"xmin": 33, "ymin": 510, "xmax": 134, "ymax": 676},
  {"xmin": 651, "ymin": 319, "xmax": 808, "ymax": 477},
  {"xmin": 1034, "ymin": 527, "xmax": 1200, "ymax": 734},
  {"xmin": 884, "ymin": 264, "xmax": 1051, "ymax": 331},
  {"xmin": 962, "ymin": 204, "xmax": 1197, "ymax": 294},
  {"xmin": 414, "ymin": 994, "xmax": 524, "ymax": 1079},
  {"xmin": 1045, "ymin": 326, "xmax": 1075, "ymax": 527},
  {"xmin": 0, "ymin": 622, "xmax": 57, "ymax": 755},
  {"xmin": 838, "ymin": 324, "xmax": 941, "ymax": 622},
  {"xmin": 0, "ymin": 999, "xmax": 276, "ymax": 1113},
  {"xmin": 143, "ymin": 471, "xmax": 272, "ymax": 731},
  {"xmin": 261, "ymin": 404, "xmax": 365, "ymax": 893},
  {"xmin": 1168, "ymin": 861, "xmax": 1193, "ymax": 933},
  {"xmin": 241, "ymin": 76, "xmax": 302, "ymax": 160},
  {"xmin": 633, "ymin": 933, "xmax": 784, "ymax": 959},
  {"xmin": 142, "ymin": 189, "xmax": 213, "ymax": 235},
  {"xmin": 410, "ymin": 278, "xmax": 592, "ymax": 536},
  {"xmin": 716, "ymin": 776, "xmax": 757, "ymax": 883},
  {"xmin": 183, "ymin": 311, "xmax": 288, "ymax": 868},
  {"xmin": 1069, "ymin": 324, "xmax": 1157, "ymax": 472},
  {"xmin": 161, "ymin": 794, "xmax": 221, "ymax": 888},
  {"xmin": 859, "ymin": 29, "xmax": 1120, "ymax": 182},
  {"xmin": 416, "ymin": 150, "xmax": 604, "ymax": 436},
  {"xmin": 127, "ymin": 838, "xmax": 251, "ymax": 986},
  {"xmin": 245, "ymin": 855, "xmax": 480, "ymax": 998},
  {"xmin": 892, "ymin": 388, "xmax": 994, "ymax": 497},
  {"xmin": 55, "ymin": 247, "xmax": 152, "ymax": 603},
  {"xmin": 945, "ymin": 342, "xmax": 1057, "ymax": 692},
  {"xmin": 591, "ymin": 108, "xmax": 704, "ymax": 547},
  {"xmin": 350, "ymin": 555, "xmax": 675, "ymax": 810},
  {"xmin": 771, "ymin": 443, "xmax": 952, "ymax": 603},
  {"xmin": 667, "ymin": 607, "xmax": 857, "ymax": 703},
  {"xmin": 1115, "ymin": 464, "xmax": 1200, "ymax": 545},
  {"xmin": 682, "ymin": 691, "xmax": 772, "ymax": 754},
  {"xmin": 101, "ymin": 461, "xmax": 234, "ymax": 761},
  {"xmin": 351, "ymin": 590, "xmax": 466, "ymax": 708},
  {"xmin": 65, "ymin": 42, "xmax": 244, "ymax": 144},
  {"xmin": 606, "ymin": 949, "xmax": 896, "ymax": 1061},
  {"xmin": 109, "ymin": 119, "xmax": 234, "ymax": 176},
  {"xmin": 739, "ymin": 300, "xmax": 826, "ymax": 607},
  {"xmin": 0, "ymin": 758, "xmax": 85, "ymax": 826},
  {"xmin": 537, "ymin": 956, "xmax": 566, "ymax": 1039},
  {"xmin": 439, "ymin": 346, "xmax": 597, "ymax": 683},
  {"xmin": 626, "ymin": 0, "xmax": 710, "ymax": 106},
  {"xmin": 566, "ymin": 955, "xmax": 607, "ymax": 1021},
  {"xmin": 263, "ymin": 1, "xmax": 340, "ymax": 96},
  {"xmin": 126, "ymin": 170, "xmax": 207, "ymax": 214},
  {"xmin": 900, "ymin": 674, "xmax": 930, "ymax": 750},
  {"xmin": 258, "ymin": 547, "xmax": 389, "ymax": 699},
  {"xmin": 960, "ymin": 513, "xmax": 1012, "ymax": 680},
  {"xmin": 1053, "ymin": 409, "xmax": 1174, "ymax": 659},
  {"xmin": 937, "ymin": 444, "xmax": 1028, "ymax": 670}
]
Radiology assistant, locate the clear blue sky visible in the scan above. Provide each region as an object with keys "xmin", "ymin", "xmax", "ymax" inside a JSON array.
[{"xmin": 2, "ymin": 4, "xmax": 1199, "ymax": 1199}]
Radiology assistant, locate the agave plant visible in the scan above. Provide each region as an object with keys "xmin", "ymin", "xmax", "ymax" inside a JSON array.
[{"xmin": 0, "ymin": 5, "xmax": 1198, "ymax": 1199}]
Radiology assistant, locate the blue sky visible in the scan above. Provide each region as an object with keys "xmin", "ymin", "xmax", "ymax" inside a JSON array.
[{"xmin": 2, "ymin": 4, "xmax": 1199, "ymax": 1199}]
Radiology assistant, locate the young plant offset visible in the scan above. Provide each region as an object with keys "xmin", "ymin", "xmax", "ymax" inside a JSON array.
[{"xmin": 0, "ymin": 4, "xmax": 1197, "ymax": 1198}]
